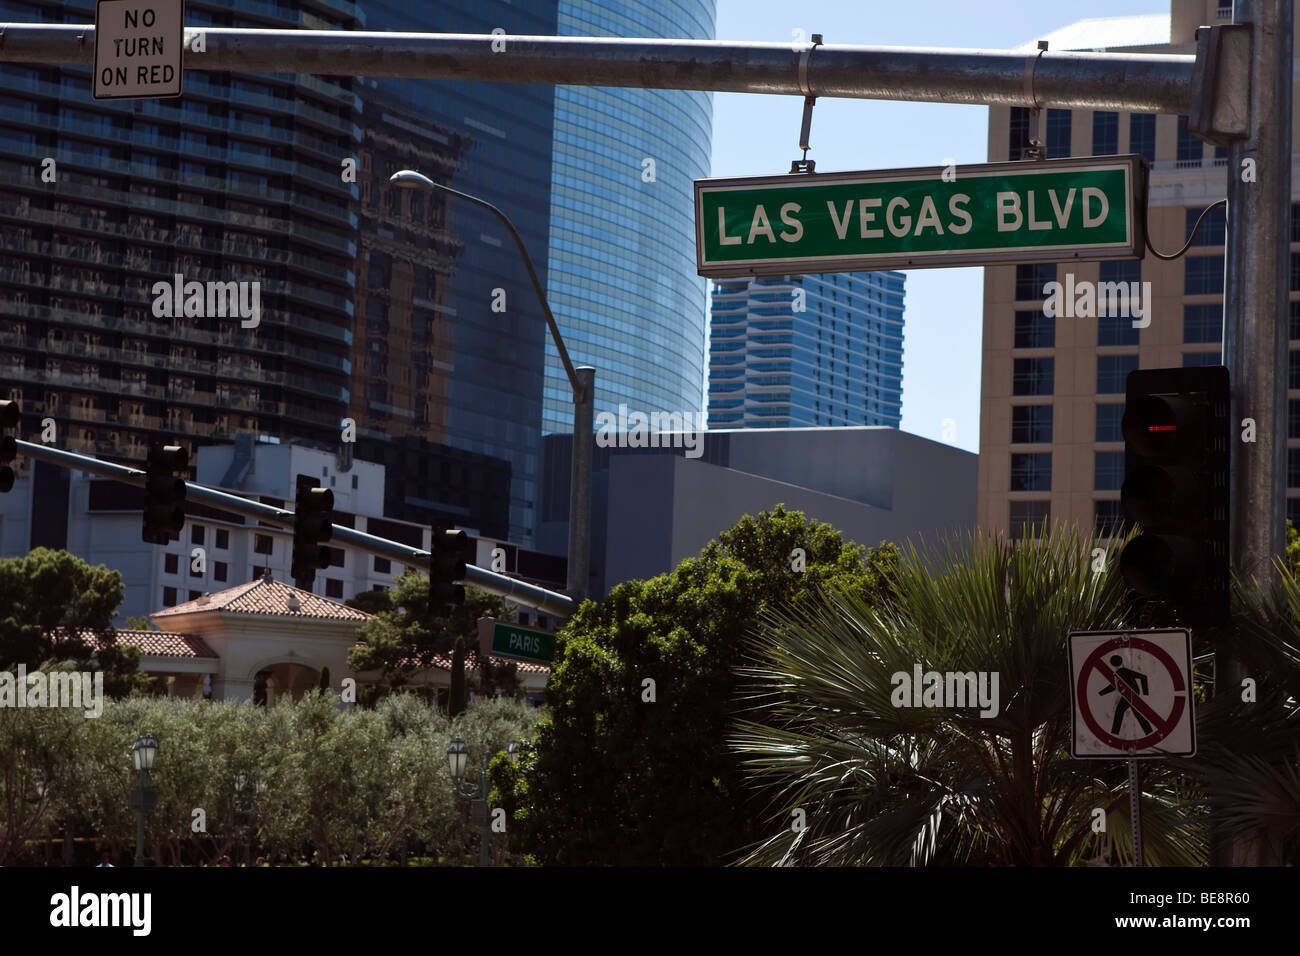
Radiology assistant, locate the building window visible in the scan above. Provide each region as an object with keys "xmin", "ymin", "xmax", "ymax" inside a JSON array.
[
  {"xmin": 1010, "ymin": 501, "xmax": 1049, "ymax": 539},
  {"xmin": 374, "ymin": 556, "xmax": 391, "ymax": 573},
  {"xmin": 1185, "ymin": 255, "xmax": 1225, "ymax": 295},
  {"xmin": 1098, "ymin": 313, "xmax": 1140, "ymax": 347},
  {"xmin": 1013, "ymin": 357, "xmax": 1054, "ymax": 396},
  {"xmin": 1010, "ymin": 453, "xmax": 1052, "ymax": 492},
  {"xmin": 1095, "ymin": 451, "xmax": 1126, "ymax": 491},
  {"xmin": 1187, "ymin": 205, "xmax": 1227, "ymax": 247},
  {"xmin": 254, "ymin": 533, "xmax": 273, "ymax": 555},
  {"xmin": 325, "ymin": 546, "xmax": 345, "ymax": 568},
  {"xmin": 1015, "ymin": 263, "xmax": 1057, "ymax": 301},
  {"xmin": 1046, "ymin": 109, "xmax": 1071, "ymax": 158},
  {"xmin": 190, "ymin": 558, "xmax": 203, "ymax": 578},
  {"xmin": 1176, "ymin": 115, "xmax": 1203, "ymax": 164},
  {"xmin": 189, "ymin": 590, "xmax": 201, "ymax": 601},
  {"xmin": 191, "ymin": 524, "xmax": 205, "ymax": 546},
  {"xmin": 1014, "ymin": 310, "xmax": 1055, "ymax": 349},
  {"xmin": 163, "ymin": 586, "xmax": 177, "ymax": 607},
  {"xmin": 1011, "ymin": 405, "xmax": 1053, "ymax": 444},
  {"xmin": 1008, "ymin": 106, "xmax": 1031, "ymax": 160},
  {"xmin": 1099, "ymin": 259, "xmax": 1141, "ymax": 286},
  {"xmin": 1096, "ymin": 403, "xmax": 1124, "ymax": 443},
  {"xmin": 1291, "ymin": 301, "xmax": 1300, "ymax": 340},
  {"xmin": 1097, "ymin": 354, "xmax": 1138, "ymax": 394},
  {"xmin": 1290, "ymin": 448, "xmax": 1300, "ymax": 488},
  {"xmin": 215, "ymin": 528, "xmax": 229, "ymax": 550},
  {"xmin": 164, "ymin": 553, "xmax": 179, "ymax": 574},
  {"xmin": 1092, "ymin": 111, "xmax": 1118, "ymax": 155},
  {"xmin": 1184, "ymin": 352, "xmax": 1221, "ymax": 367},
  {"xmin": 251, "ymin": 566, "xmax": 266, "ymax": 580},
  {"xmin": 1291, "ymin": 350, "xmax": 1300, "ymax": 389},
  {"xmin": 1184, "ymin": 304, "xmax": 1223, "ymax": 343},
  {"xmin": 1094, "ymin": 500, "xmax": 1125, "ymax": 537},
  {"xmin": 214, "ymin": 561, "xmax": 228, "ymax": 583},
  {"xmin": 1130, "ymin": 113, "xmax": 1156, "ymax": 163},
  {"xmin": 325, "ymin": 578, "xmax": 343, "ymax": 599}
]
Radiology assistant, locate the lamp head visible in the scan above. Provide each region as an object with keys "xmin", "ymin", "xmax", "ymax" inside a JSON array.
[{"xmin": 389, "ymin": 169, "xmax": 436, "ymax": 191}]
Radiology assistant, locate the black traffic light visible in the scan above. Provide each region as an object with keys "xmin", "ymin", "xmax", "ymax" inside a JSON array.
[
  {"xmin": 0, "ymin": 399, "xmax": 18, "ymax": 493},
  {"xmin": 429, "ymin": 523, "xmax": 467, "ymax": 616},
  {"xmin": 142, "ymin": 442, "xmax": 188, "ymax": 544},
  {"xmin": 1119, "ymin": 366, "xmax": 1230, "ymax": 627},
  {"xmin": 292, "ymin": 474, "xmax": 334, "ymax": 589}
]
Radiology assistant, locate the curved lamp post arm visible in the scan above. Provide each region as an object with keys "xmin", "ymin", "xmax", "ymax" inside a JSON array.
[{"xmin": 390, "ymin": 170, "xmax": 585, "ymax": 405}]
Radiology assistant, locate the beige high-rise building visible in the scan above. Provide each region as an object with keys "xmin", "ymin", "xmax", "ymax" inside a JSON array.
[{"xmin": 979, "ymin": 0, "xmax": 1300, "ymax": 539}]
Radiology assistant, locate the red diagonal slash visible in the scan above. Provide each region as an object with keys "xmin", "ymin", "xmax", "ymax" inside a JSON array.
[{"xmin": 1090, "ymin": 657, "xmax": 1176, "ymax": 738}]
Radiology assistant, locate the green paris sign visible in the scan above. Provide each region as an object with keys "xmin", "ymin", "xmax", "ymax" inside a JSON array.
[
  {"xmin": 695, "ymin": 155, "xmax": 1147, "ymax": 278},
  {"xmin": 490, "ymin": 622, "xmax": 555, "ymax": 664}
]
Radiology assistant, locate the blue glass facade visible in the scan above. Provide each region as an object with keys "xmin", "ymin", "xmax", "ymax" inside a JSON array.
[
  {"xmin": 543, "ymin": 0, "xmax": 715, "ymax": 435},
  {"xmin": 0, "ymin": 0, "xmax": 559, "ymax": 547},
  {"xmin": 708, "ymin": 273, "xmax": 906, "ymax": 429}
]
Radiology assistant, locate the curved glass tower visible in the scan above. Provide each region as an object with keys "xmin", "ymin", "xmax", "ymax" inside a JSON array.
[{"xmin": 543, "ymin": 0, "xmax": 716, "ymax": 434}]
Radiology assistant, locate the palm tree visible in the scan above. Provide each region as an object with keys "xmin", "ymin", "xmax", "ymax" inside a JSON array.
[{"xmin": 729, "ymin": 523, "xmax": 1207, "ymax": 866}]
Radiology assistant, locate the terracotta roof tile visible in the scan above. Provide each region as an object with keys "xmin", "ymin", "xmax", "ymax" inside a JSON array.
[
  {"xmin": 151, "ymin": 573, "xmax": 370, "ymax": 622},
  {"xmin": 54, "ymin": 628, "xmax": 219, "ymax": 660},
  {"xmin": 105, "ymin": 629, "xmax": 219, "ymax": 659}
]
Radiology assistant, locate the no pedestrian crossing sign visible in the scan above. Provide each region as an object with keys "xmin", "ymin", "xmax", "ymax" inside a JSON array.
[
  {"xmin": 695, "ymin": 155, "xmax": 1147, "ymax": 278},
  {"xmin": 1068, "ymin": 629, "xmax": 1196, "ymax": 759},
  {"xmin": 93, "ymin": 0, "xmax": 184, "ymax": 100}
]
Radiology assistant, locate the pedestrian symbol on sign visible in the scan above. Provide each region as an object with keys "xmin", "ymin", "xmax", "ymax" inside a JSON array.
[
  {"xmin": 1068, "ymin": 629, "xmax": 1196, "ymax": 758},
  {"xmin": 1098, "ymin": 654, "xmax": 1152, "ymax": 736}
]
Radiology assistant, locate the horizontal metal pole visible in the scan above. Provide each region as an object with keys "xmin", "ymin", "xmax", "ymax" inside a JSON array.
[
  {"xmin": 15, "ymin": 440, "xmax": 576, "ymax": 618},
  {"xmin": 0, "ymin": 24, "xmax": 1195, "ymax": 113}
]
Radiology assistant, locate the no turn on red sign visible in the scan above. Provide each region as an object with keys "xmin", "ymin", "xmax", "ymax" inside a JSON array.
[
  {"xmin": 93, "ymin": 0, "xmax": 184, "ymax": 100},
  {"xmin": 1068, "ymin": 629, "xmax": 1196, "ymax": 759}
]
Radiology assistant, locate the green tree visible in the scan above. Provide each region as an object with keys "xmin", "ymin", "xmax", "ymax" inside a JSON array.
[
  {"xmin": 491, "ymin": 505, "xmax": 898, "ymax": 865},
  {"xmin": 730, "ymin": 524, "xmax": 1208, "ymax": 866},
  {"xmin": 0, "ymin": 548, "xmax": 149, "ymax": 696},
  {"xmin": 346, "ymin": 570, "xmax": 515, "ymax": 714}
]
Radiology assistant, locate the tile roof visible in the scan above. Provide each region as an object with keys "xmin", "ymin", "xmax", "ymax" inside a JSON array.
[
  {"xmin": 108, "ymin": 630, "xmax": 218, "ymax": 659},
  {"xmin": 151, "ymin": 572, "xmax": 371, "ymax": 622},
  {"xmin": 53, "ymin": 628, "xmax": 219, "ymax": 660}
]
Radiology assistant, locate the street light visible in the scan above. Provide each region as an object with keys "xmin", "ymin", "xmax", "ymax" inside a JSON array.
[
  {"xmin": 507, "ymin": 741, "xmax": 519, "ymax": 764},
  {"xmin": 130, "ymin": 734, "xmax": 158, "ymax": 867},
  {"xmin": 389, "ymin": 169, "xmax": 595, "ymax": 601},
  {"xmin": 446, "ymin": 737, "xmax": 490, "ymax": 866}
]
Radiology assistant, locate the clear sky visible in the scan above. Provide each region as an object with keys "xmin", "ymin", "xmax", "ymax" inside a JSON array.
[{"xmin": 711, "ymin": 0, "xmax": 1168, "ymax": 452}]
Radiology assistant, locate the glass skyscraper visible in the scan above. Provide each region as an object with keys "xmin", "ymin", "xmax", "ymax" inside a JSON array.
[
  {"xmin": 707, "ymin": 273, "xmax": 906, "ymax": 429},
  {"xmin": 0, "ymin": 0, "xmax": 559, "ymax": 551},
  {"xmin": 543, "ymin": 0, "xmax": 715, "ymax": 435}
]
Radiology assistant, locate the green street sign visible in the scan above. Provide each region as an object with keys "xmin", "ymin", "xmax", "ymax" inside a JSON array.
[
  {"xmin": 490, "ymin": 622, "xmax": 555, "ymax": 664},
  {"xmin": 695, "ymin": 155, "xmax": 1147, "ymax": 278}
]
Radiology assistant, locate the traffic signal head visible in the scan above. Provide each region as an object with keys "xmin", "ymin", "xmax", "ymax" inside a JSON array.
[
  {"xmin": 142, "ymin": 442, "xmax": 188, "ymax": 544},
  {"xmin": 0, "ymin": 399, "xmax": 18, "ymax": 494},
  {"xmin": 292, "ymin": 475, "xmax": 335, "ymax": 589},
  {"xmin": 429, "ymin": 525, "xmax": 467, "ymax": 615},
  {"xmin": 1118, "ymin": 366, "xmax": 1229, "ymax": 627}
]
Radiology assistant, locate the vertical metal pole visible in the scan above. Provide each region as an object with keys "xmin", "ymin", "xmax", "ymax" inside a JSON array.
[
  {"xmin": 1220, "ymin": 0, "xmax": 1292, "ymax": 867},
  {"xmin": 134, "ymin": 770, "xmax": 146, "ymax": 867},
  {"xmin": 567, "ymin": 366, "xmax": 595, "ymax": 602},
  {"xmin": 1127, "ymin": 757, "xmax": 1144, "ymax": 867}
]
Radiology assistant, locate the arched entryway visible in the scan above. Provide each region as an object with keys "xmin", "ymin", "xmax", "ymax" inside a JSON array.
[{"xmin": 252, "ymin": 662, "xmax": 321, "ymax": 706}]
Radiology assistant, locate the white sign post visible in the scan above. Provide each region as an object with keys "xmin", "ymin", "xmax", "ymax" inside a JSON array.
[
  {"xmin": 1068, "ymin": 629, "xmax": 1196, "ymax": 759},
  {"xmin": 1068, "ymin": 628, "xmax": 1197, "ymax": 868},
  {"xmin": 93, "ymin": 0, "xmax": 184, "ymax": 100}
]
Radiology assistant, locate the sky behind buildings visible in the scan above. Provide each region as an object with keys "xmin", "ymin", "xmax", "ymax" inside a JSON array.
[{"xmin": 711, "ymin": 0, "xmax": 1169, "ymax": 452}]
